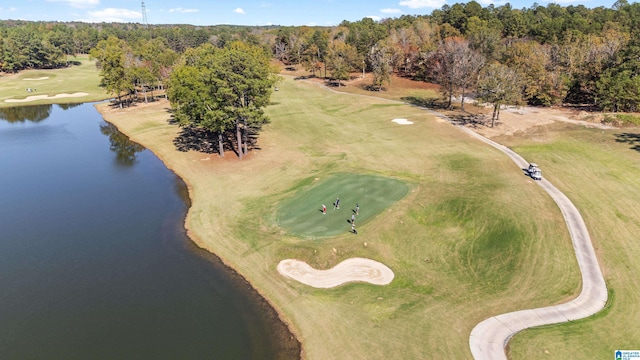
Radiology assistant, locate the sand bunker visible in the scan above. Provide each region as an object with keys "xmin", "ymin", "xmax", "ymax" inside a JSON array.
[
  {"xmin": 5, "ymin": 92, "xmax": 89, "ymax": 103},
  {"xmin": 277, "ymin": 258, "xmax": 394, "ymax": 288},
  {"xmin": 23, "ymin": 77, "xmax": 50, "ymax": 81},
  {"xmin": 392, "ymin": 118, "xmax": 413, "ymax": 125}
]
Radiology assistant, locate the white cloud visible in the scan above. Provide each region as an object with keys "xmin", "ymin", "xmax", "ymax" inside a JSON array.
[
  {"xmin": 168, "ymin": 8, "xmax": 199, "ymax": 13},
  {"xmin": 381, "ymin": 8, "xmax": 402, "ymax": 14},
  {"xmin": 85, "ymin": 8, "xmax": 142, "ymax": 22},
  {"xmin": 0, "ymin": 7, "xmax": 18, "ymax": 13},
  {"xmin": 398, "ymin": 0, "xmax": 446, "ymax": 9},
  {"xmin": 366, "ymin": 15, "xmax": 382, "ymax": 21},
  {"xmin": 233, "ymin": 7, "xmax": 245, "ymax": 14},
  {"xmin": 46, "ymin": 0, "xmax": 99, "ymax": 9}
]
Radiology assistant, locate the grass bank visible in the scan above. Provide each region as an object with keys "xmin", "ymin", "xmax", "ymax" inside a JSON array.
[
  {"xmin": 97, "ymin": 77, "xmax": 578, "ymax": 359},
  {"xmin": 0, "ymin": 54, "xmax": 107, "ymax": 107}
]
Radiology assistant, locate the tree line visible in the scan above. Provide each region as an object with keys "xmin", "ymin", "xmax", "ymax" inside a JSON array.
[
  {"xmin": 270, "ymin": 1, "xmax": 640, "ymax": 114},
  {"xmin": 2, "ymin": 1, "xmax": 640, "ymax": 152}
]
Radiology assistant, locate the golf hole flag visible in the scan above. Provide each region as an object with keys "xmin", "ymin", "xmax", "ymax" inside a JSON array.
[{"xmin": 617, "ymin": 350, "xmax": 640, "ymax": 360}]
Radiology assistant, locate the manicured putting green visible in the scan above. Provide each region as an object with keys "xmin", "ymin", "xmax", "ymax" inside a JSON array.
[{"xmin": 277, "ymin": 174, "xmax": 408, "ymax": 238}]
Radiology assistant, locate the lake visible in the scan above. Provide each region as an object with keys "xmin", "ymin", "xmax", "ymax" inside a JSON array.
[{"xmin": 0, "ymin": 103, "xmax": 299, "ymax": 359}]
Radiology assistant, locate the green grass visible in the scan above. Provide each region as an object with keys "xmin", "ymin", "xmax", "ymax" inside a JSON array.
[
  {"xmin": 276, "ymin": 174, "xmax": 408, "ymax": 238},
  {"xmin": 492, "ymin": 124, "xmax": 640, "ymax": 359},
  {"xmin": 0, "ymin": 54, "xmax": 108, "ymax": 107}
]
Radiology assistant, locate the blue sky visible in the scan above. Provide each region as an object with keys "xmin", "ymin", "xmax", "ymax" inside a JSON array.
[{"xmin": 0, "ymin": 0, "xmax": 624, "ymax": 26}]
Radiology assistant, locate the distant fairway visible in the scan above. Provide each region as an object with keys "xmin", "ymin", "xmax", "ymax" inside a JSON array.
[
  {"xmin": 276, "ymin": 174, "xmax": 408, "ymax": 238},
  {"xmin": 0, "ymin": 54, "xmax": 107, "ymax": 107}
]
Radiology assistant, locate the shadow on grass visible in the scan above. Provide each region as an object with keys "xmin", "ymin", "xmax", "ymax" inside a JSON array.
[
  {"xmin": 447, "ymin": 113, "xmax": 489, "ymax": 128},
  {"xmin": 401, "ymin": 96, "xmax": 448, "ymax": 110},
  {"xmin": 294, "ymin": 75, "xmax": 316, "ymax": 80},
  {"xmin": 170, "ymin": 122, "xmax": 262, "ymax": 156},
  {"xmin": 400, "ymin": 96, "xmax": 490, "ymax": 127},
  {"xmin": 614, "ymin": 132, "xmax": 640, "ymax": 152},
  {"xmin": 173, "ymin": 126, "xmax": 219, "ymax": 153}
]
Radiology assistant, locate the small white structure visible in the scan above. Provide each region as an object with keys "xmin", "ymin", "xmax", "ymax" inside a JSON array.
[{"xmin": 392, "ymin": 118, "xmax": 413, "ymax": 125}]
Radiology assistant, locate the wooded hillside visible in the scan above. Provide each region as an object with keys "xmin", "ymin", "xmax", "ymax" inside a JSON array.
[{"xmin": 2, "ymin": 1, "xmax": 639, "ymax": 112}]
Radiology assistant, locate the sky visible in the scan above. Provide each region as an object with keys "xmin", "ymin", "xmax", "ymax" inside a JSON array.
[{"xmin": 0, "ymin": 0, "xmax": 625, "ymax": 27}]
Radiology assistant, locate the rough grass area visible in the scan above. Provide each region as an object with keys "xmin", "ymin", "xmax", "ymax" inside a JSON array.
[
  {"xmin": 0, "ymin": 54, "xmax": 107, "ymax": 107},
  {"xmin": 604, "ymin": 113, "xmax": 640, "ymax": 126},
  {"xmin": 276, "ymin": 174, "xmax": 408, "ymax": 238},
  {"xmin": 98, "ymin": 77, "xmax": 581, "ymax": 360},
  {"xmin": 493, "ymin": 124, "xmax": 640, "ymax": 359}
]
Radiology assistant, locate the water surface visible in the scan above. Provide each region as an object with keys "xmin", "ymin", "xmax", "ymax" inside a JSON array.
[{"xmin": 0, "ymin": 103, "xmax": 298, "ymax": 359}]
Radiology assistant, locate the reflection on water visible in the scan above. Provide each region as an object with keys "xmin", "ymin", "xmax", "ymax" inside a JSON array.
[
  {"xmin": 58, "ymin": 103, "xmax": 84, "ymax": 111},
  {"xmin": 0, "ymin": 104, "xmax": 52, "ymax": 123},
  {"xmin": 0, "ymin": 102, "xmax": 300, "ymax": 359},
  {"xmin": 99, "ymin": 122, "xmax": 145, "ymax": 166}
]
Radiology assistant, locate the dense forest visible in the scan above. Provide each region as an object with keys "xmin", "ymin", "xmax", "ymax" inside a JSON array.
[{"xmin": 2, "ymin": 0, "xmax": 640, "ymax": 112}]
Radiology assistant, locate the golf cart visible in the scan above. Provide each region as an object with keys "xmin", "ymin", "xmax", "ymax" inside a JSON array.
[{"xmin": 527, "ymin": 163, "xmax": 542, "ymax": 180}]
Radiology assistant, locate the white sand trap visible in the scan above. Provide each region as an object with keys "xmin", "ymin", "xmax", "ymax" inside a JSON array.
[
  {"xmin": 392, "ymin": 118, "xmax": 413, "ymax": 125},
  {"xmin": 5, "ymin": 92, "xmax": 89, "ymax": 103},
  {"xmin": 23, "ymin": 77, "xmax": 50, "ymax": 81},
  {"xmin": 277, "ymin": 257, "xmax": 394, "ymax": 288}
]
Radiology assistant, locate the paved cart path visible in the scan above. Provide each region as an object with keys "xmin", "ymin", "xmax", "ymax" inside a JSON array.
[{"xmin": 455, "ymin": 124, "xmax": 608, "ymax": 360}]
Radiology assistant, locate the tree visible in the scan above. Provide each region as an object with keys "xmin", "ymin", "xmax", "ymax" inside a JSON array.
[
  {"xmin": 136, "ymin": 38, "xmax": 179, "ymax": 92},
  {"xmin": 388, "ymin": 27, "xmax": 419, "ymax": 76},
  {"xmin": 302, "ymin": 29, "xmax": 329, "ymax": 76},
  {"xmin": 452, "ymin": 43, "xmax": 484, "ymax": 110},
  {"xmin": 466, "ymin": 17, "xmax": 503, "ymax": 61},
  {"xmin": 90, "ymin": 36, "xmax": 132, "ymax": 108},
  {"xmin": 369, "ymin": 41, "xmax": 398, "ymax": 91},
  {"xmin": 345, "ymin": 17, "xmax": 387, "ymax": 56},
  {"xmin": 502, "ymin": 40, "xmax": 568, "ymax": 106},
  {"xmin": 168, "ymin": 42, "xmax": 277, "ymax": 158},
  {"xmin": 326, "ymin": 40, "xmax": 360, "ymax": 86},
  {"xmin": 214, "ymin": 42, "xmax": 278, "ymax": 158},
  {"xmin": 169, "ymin": 45, "xmax": 230, "ymax": 156},
  {"xmin": 476, "ymin": 63, "xmax": 523, "ymax": 127},
  {"xmin": 421, "ymin": 37, "xmax": 484, "ymax": 109}
]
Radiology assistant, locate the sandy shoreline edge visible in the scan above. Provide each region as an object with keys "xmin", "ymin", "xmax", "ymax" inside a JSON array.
[{"xmin": 94, "ymin": 100, "xmax": 303, "ymax": 359}]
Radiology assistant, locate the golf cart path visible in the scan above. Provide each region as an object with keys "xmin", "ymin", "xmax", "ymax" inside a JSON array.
[
  {"xmin": 443, "ymin": 118, "xmax": 608, "ymax": 360},
  {"xmin": 308, "ymin": 78, "xmax": 608, "ymax": 359}
]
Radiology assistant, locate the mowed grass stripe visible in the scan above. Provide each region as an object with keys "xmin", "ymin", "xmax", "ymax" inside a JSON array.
[{"xmin": 277, "ymin": 174, "xmax": 408, "ymax": 238}]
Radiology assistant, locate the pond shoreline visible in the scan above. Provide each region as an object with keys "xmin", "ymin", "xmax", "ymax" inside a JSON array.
[{"xmin": 94, "ymin": 100, "xmax": 302, "ymax": 360}]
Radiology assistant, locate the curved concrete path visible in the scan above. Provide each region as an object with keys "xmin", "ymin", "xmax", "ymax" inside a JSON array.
[{"xmin": 455, "ymin": 125, "xmax": 608, "ymax": 360}]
